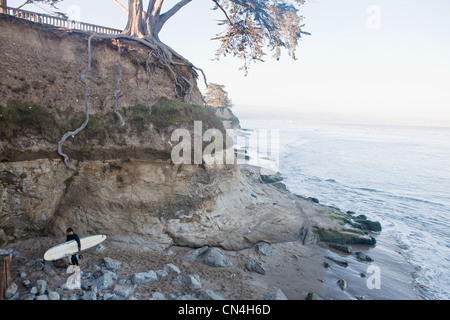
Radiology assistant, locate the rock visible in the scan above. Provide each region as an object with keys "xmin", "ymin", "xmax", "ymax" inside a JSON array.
[
  {"xmin": 176, "ymin": 294, "xmax": 198, "ymax": 300},
  {"xmin": 264, "ymin": 287, "xmax": 288, "ymax": 300},
  {"xmin": 132, "ymin": 270, "xmax": 158, "ymax": 285},
  {"xmin": 185, "ymin": 246, "xmax": 209, "ymax": 261},
  {"xmin": 103, "ymin": 293, "xmax": 119, "ymax": 300},
  {"xmin": 203, "ymin": 247, "xmax": 232, "ymax": 267},
  {"xmin": 337, "ymin": 279, "xmax": 347, "ymax": 290},
  {"xmin": 113, "ymin": 284, "xmax": 133, "ymax": 298},
  {"xmin": 309, "ymin": 197, "xmax": 320, "ymax": 204},
  {"xmin": 355, "ymin": 219, "xmax": 382, "ymax": 232},
  {"xmin": 355, "ymin": 251, "xmax": 374, "ymax": 262},
  {"xmin": 245, "ymin": 258, "xmax": 266, "ymax": 275},
  {"xmin": 30, "ymin": 286, "xmax": 38, "ymax": 294},
  {"xmin": 96, "ymin": 244, "xmax": 105, "ymax": 253},
  {"xmin": 329, "ymin": 243, "xmax": 352, "ymax": 254},
  {"xmin": 36, "ymin": 279, "xmax": 47, "ymax": 295},
  {"xmin": 325, "ymin": 256, "xmax": 348, "ymax": 268},
  {"xmin": 162, "ymin": 263, "xmax": 181, "ymax": 276},
  {"xmin": 48, "ymin": 291, "xmax": 60, "ymax": 300},
  {"xmin": 103, "ymin": 257, "xmax": 122, "ymax": 270},
  {"xmin": 82, "ymin": 291, "xmax": 97, "ymax": 300},
  {"xmin": 323, "ymin": 262, "xmax": 331, "ymax": 269},
  {"xmin": 35, "ymin": 294, "xmax": 49, "ymax": 300},
  {"xmin": 256, "ymin": 242, "xmax": 274, "ymax": 256},
  {"xmin": 20, "ymin": 293, "xmax": 36, "ymax": 300},
  {"xmin": 198, "ymin": 289, "xmax": 225, "ymax": 300},
  {"xmin": 172, "ymin": 274, "xmax": 202, "ymax": 293},
  {"xmin": 101, "ymin": 268, "xmax": 119, "ymax": 280},
  {"xmin": 149, "ymin": 292, "xmax": 168, "ymax": 300},
  {"xmin": 306, "ymin": 292, "xmax": 323, "ymax": 300},
  {"xmin": 5, "ymin": 282, "xmax": 18, "ymax": 299},
  {"xmin": 260, "ymin": 172, "xmax": 284, "ymax": 184},
  {"xmin": 315, "ymin": 228, "xmax": 376, "ymax": 245},
  {"xmin": 95, "ymin": 273, "xmax": 113, "ymax": 290}
]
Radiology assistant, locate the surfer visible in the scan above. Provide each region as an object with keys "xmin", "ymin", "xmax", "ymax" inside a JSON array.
[{"xmin": 66, "ymin": 228, "xmax": 82, "ymax": 266}]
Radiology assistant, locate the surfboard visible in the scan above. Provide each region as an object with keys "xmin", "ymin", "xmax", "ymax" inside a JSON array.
[{"xmin": 43, "ymin": 234, "xmax": 106, "ymax": 261}]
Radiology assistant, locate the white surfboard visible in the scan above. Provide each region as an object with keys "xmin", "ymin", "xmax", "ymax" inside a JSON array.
[{"xmin": 43, "ymin": 234, "xmax": 106, "ymax": 261}]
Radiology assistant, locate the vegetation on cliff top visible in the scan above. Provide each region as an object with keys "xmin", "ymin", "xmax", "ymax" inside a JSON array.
[{"xmin": 0, "ymin": 98, "xmax": 224, "ymax": 162}]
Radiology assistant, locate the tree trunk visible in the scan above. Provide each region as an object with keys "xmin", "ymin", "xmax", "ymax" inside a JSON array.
[
  {"xmin": 122, "ymin": 0, "xmax": 147, "ymax": 38},
  {"xmin": 121, "ymin": 0, "xmax": 192, "ymax": 42}
]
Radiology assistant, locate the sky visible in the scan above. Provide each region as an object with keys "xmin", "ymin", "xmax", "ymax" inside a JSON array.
[{"xmin": 7, "ymin": 0, "xmax": 450, "ymax": 126}]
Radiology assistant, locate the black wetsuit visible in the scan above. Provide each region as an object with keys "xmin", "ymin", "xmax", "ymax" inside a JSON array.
[{"xmin": 66, "ymin": 233, "xmax": 81, "ymax": 266}]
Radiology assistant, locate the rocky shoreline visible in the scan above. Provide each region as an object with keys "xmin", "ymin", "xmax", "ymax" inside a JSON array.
[{"xmin": 1, "ymin": 168, "xmax": 420, "ymax": 301}]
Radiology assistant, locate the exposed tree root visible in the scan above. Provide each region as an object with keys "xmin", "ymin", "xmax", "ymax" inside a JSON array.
[
  {"xmin": 113, "ymin": 39, "xmax": 126, "ymax": 128},
  {"xmin": 57, "ymin": 32, "xmax": 206, "ymax": 167},
  {"xmin": 146, "ymin": 51, "xmax": 154, "ymax": 114},
  {"xmin": 57, "ymin": 33, "xmax": 95, "ymax": 167}
]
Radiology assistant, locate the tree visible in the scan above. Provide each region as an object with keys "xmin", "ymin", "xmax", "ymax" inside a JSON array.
[
  {"xmin": 111, "ymin": 0, "xmax": 309, "ymax": 73},
  {"xmin": 29, "ymin": 1, "xmax": 309, "ymax": 73},
  {"xmin": 204, "ymin": 83, "xmax": 233, "ymax": 108}
]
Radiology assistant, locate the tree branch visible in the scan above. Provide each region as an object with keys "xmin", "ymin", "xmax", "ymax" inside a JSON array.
[
  {"xmin": 211, "ymin": 0, "xmax": 233, "ymax": 25},
  {"xmin": 159, "ymin": 0, "xmax": 192, "ymax": 28},
  {"xmin": 147, "ymin": 0, "xmax": 164, "ymax": 18},
  {"xmin": 111, "ymin": 0, "xmax": 128, "ymax": 16}
]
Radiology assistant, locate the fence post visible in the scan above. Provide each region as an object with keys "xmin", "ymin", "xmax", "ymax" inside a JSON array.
[{"xmin": 0, "ymin": 254, "xmax": 11, "ymax": 300}]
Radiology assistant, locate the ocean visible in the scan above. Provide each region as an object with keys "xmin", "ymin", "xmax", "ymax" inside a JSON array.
[{"xmin": 236, "ymin": 119, "xmax": 450, "ymax": 300}]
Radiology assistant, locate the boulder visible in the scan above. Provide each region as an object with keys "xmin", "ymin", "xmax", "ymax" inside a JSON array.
[
  {"xmin": 36, "ymin": 279, "xmax": 47, "ymax": 295},
  {"xmin": 256, "ymin": 242, "xmax": 274, "ymax": 256},
  {"xmin": 199, "ymin": 289, "xmax": 225, "ymax": 300},
  {"xmin": 81, "ymin": 291, "xmax": 97, "ymax": 300},
  {"xmin": 149, "ymin": 292, "xmax": 168, "ymax": 300},
  {"xmin": 5, "ymin": 282, "xmax": 18, "ymax": 299},
  {"xmin": 95, "ymin": 273, "xmax": 113, "ymax": 290},
  {"xmin": 329, "ymin": 243, "xmax": 352, "ymax": 254},
  {"xmin": 264, "ymin": 287, "xmax": 288, "ymax": 300},
  {"xmin": 355, "ymin": 251, "xmax": 374, "ymax": 262},
  {"xmin": 185, "ymin": 246, "xmax": 209, "ymax": 261},
  {"xmin": 355, "ymin": 219, "xmax": 382, "ymax": 232},
  {"xmin": 203, "ymin": 248, "xmax": 232, "ymax": 267},
  {"xmin": 103, "ymin": 257, "xmax": 122, "ymax": 270},
  {"xmin": 172, "ymin": 274, "xmax": 202, "ymax": 293},
  {"xmin": 337, "ymin": 279, "xmax": 347, "ymax": 290},
  {"xmin": 132, "ymin": 270, "xmax": 158, "ymax": 285},
  {"xmin": 48, "ymin": 291, "xmax": 60, "ymax": 300},
  {"xmin": 245, "ymin": 258, "xmax": 266, "ymax": 275},
  {"xmin": 162, "ymin": 263, "xmax": 181, "ymax": 276},
  {"xmin": 113, "ymin": 284, "xmax": 134, "ymax": 298},
  {"xmin": 315, "ymin": 228, "xmax": 376, "ymax": 245}
]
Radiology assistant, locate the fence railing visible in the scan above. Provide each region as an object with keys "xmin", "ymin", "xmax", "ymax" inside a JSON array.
[{"xmin": 0, "ymin": 5, "xmax": 121, "ymax": 35}]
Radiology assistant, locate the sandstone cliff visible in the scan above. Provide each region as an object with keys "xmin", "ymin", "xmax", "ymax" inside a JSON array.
[{"xmin": 0, "ymin": 14, "xmax": 377, "ymax": 252}]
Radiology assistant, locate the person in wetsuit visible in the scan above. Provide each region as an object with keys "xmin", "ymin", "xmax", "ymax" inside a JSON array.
[{"xmin": 66, "ymin": 227, "xmax": 82, "ymax": 266}]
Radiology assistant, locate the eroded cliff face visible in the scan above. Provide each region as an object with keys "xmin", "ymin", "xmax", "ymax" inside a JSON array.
[
  {"xmin": 0, "ymin": 157, "xmax": 314, "ymax": 251},
  {"xmin": 0, "ymin": 15, "xmax": 312, "ymax": 249},
  {"xmin": 0, "ymin": 15, "xmax": 203, "ymax": 111}
]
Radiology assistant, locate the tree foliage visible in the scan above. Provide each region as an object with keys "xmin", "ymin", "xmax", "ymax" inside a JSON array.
[
  {"xmin": 204, "ymin": 83, "xmax": 233, "ymax": 108},
  {"xmin": 212, "ymin": 0, "xmax": 310, "ymax": 73}
]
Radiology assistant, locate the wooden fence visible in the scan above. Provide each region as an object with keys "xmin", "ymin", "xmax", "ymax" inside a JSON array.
[{"xmin": 0, "ymin": 5, "xmax": 121, "ymax": 35}]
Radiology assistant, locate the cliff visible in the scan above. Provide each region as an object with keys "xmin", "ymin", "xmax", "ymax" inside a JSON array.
[{"xmin": 0, "ymin": 14, "xmax": 378, "ymax": 253}]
